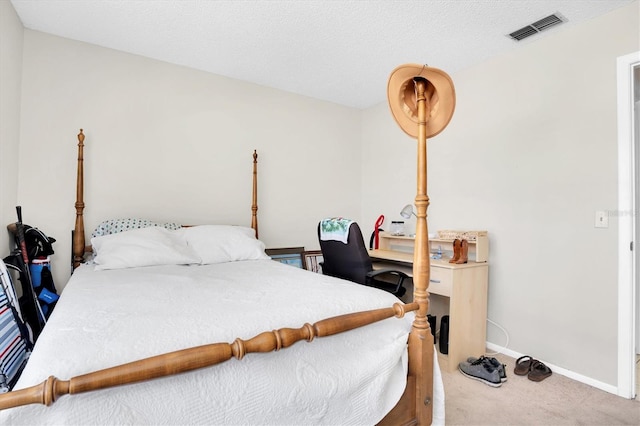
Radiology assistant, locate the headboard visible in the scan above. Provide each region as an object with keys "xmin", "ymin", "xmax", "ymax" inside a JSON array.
[{"xmin": 71, "ymin": 129, "xmax": 259, "ymax": 269}]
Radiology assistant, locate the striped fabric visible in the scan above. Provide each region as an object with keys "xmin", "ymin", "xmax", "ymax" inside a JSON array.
[{"xmin": 0, "ymin": 263, "xmax": 30, "ymax": 393}]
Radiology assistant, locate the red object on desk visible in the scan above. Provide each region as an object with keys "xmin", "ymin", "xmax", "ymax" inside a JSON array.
[{"xmin": 374, "ymin": 215, "xmax": 384, "ymax": 249}]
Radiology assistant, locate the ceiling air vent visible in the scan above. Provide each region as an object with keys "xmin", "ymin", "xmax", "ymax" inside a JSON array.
[{"xmin": 508, "ymin": 13, "xmax": 566, "ymax": 41}]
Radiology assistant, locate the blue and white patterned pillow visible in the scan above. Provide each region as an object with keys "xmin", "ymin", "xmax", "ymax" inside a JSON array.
[{"xmin": 91, "ymin": 218, "xmax": 182, "ymax": 238}]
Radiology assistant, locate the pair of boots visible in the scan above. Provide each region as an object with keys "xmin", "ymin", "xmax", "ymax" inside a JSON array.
[{"xmin": 449, "ymin": 239, "xmax": 468, "ymax": 264}]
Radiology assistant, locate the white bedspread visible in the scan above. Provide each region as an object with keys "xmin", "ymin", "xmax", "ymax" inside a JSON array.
[{"xmin": 0, "ymin": 260, "xmax": 444, "ymax": 425}]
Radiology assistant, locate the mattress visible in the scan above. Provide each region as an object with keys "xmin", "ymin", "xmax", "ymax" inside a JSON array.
[{"xmin": 0, "ymin": 259, "xmax": 436, "ymax": 425}]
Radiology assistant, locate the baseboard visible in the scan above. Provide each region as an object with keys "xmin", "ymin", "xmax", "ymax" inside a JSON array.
[{"xmin": 485, "ymin": 342, "xmax": 618, "ymax": 396}]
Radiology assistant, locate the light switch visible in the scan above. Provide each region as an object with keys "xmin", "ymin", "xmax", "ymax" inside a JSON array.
[{"xmin": 595, "ymin": 211, "xmax": 609, "ymax": 228}]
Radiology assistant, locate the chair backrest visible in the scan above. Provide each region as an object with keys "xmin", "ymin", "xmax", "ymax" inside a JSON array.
[{"xmin": 317, "ymin": 222, "xmax": 373, "ymax": 285}]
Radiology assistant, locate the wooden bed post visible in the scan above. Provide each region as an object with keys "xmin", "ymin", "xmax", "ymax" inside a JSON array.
[
  {"xmin": 381, "ymin": 65, "xmax": 455, "ymax": 426},
  {"xmin": 72, "ymin": 129, "xmax": 85, "ymax": 269},
  {"xmin": 382, "ymin": 78, "xmax": 435, "ymax": 426},
  {"xmin": 410, "ymin": 77, "xmax": 434, "ymax": 425},
  {"xmin": 251, "ymin": 150, "xmax": 259, "ymax": 238}
]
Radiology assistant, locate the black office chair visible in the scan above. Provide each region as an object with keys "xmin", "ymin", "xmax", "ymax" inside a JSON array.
[{"xmin": 317, "ymin": 221, "xmax": 408, "ymax": 298}]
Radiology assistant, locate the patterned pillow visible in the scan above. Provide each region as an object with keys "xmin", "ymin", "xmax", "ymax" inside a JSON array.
[{"xmin": 92, "ymin": 218, "xmax": 181, "ymax": 238}]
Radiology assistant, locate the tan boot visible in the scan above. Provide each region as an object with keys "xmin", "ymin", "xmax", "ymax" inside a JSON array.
[
  {"xmin": 456, "ymin": 239, "xmax": 469, "ymax": 264},
  {"xmin": 449, "ymin": 239, "xmax": 461, "ymax": 263}
]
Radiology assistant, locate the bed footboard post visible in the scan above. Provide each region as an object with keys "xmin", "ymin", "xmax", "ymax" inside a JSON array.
[
  {"xmin": 410, "ymin": 77, "xmax": 434, "ymax": 425},
  {"xmin": 382, "ymin": 64, "xmax": 456, "ymax": 425}
]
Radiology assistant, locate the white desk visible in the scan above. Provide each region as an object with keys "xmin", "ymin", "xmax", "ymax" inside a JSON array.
[{"xmin": 368, "ymin": 248, "xmax": 489, "ymax": 372}]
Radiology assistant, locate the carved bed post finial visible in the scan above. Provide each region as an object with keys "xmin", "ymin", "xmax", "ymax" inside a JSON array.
[
  {"xmin": 251, "ymin": 150, "xmax": 259, "ymax": 238},
  {"xmin": 73, "ymin": 129, "xmax": 85, "ymax": 270}
]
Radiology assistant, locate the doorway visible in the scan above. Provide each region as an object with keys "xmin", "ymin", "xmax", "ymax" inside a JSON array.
[
  {"xmin": 635, "ymin": 65, "xmax": 640, "ymax": 400},
  {"xmin": 617, "ymin": 51, "xmax": 640, "ymax": 399}
]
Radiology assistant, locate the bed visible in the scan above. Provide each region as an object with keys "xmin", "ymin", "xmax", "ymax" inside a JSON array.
[{"xmin": 0, "ymin": 64, "xmax": 454, "ymax": 425}]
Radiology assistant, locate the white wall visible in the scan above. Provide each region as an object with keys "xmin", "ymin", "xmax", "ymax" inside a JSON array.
[
  {"xmin": 18, "ymin": 31, "xmax": 362, "ymax": 290},
  {"xmin": 362, "ymin": 2, "xmax": 639, "ymax": 387},
  {"xmin": 0, "ymin": 1, "xmax": 23, "ymax": 253}
]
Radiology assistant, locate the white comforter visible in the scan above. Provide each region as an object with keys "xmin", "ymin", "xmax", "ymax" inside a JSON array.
[{"xmin": 1, "ymin": 260, "xmax": 442, "ymax": 425}]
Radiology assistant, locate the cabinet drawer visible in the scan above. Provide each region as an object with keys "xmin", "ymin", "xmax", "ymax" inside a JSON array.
[{"xmin": 428, "ymin": 267, "xmax": 452, "ymax": 297}]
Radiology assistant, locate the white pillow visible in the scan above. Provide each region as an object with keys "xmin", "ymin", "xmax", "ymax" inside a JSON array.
[
  {"xmin": 182, "ymin": 225, "xmax": 270, "ymax": 264},
  {"xmin": 92, "ymin": 226, "xmax": 201, "ymax": 270}
]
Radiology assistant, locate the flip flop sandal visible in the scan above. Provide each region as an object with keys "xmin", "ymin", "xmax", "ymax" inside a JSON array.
[
  {"xmin": 528, "ymin": 360, "xmax": 552, "ymax": 382},
  {"xmin": 514, "ymin": 355, "xmax": 535, "ymax": 376}
]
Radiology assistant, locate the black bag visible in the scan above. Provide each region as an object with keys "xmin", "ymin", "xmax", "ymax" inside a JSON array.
[
  {"xmin": 22, "ymin": 225, "xmax": 56, "ymax": 262},
  {"xmin": 3, "ymin": 224, "xmax": 59, "ymax": 342}
]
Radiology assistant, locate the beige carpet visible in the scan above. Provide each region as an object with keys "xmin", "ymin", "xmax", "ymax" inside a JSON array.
[{"xmin": 440, "ymin": 353, "xmax": 640, "ymax": 425}]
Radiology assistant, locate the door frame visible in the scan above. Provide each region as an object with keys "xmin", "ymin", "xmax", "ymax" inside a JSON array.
[{"xmin": 617, "ymin": 50, "xmax": 639, "ymax": 399}]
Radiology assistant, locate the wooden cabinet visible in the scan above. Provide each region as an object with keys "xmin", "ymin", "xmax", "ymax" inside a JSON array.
[
  {"xmin": 428, "ymin": 260, "xmax": 488, "ymax": 372},
  {"xmin": 369, "ymin": 231, "xmax": 489, "ymax": 372}
]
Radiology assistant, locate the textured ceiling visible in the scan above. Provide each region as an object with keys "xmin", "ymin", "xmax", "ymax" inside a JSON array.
[{"xmin": 10, "ymin": 0, "xmax": 636, "ymax": 109}]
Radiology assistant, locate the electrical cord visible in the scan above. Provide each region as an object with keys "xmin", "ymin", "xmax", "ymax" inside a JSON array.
[{"xmin": 484, "ymin": 318, "xmax": 509, "ymax": 356}]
